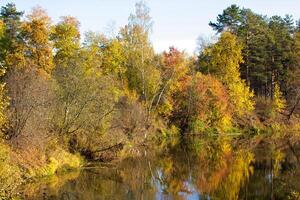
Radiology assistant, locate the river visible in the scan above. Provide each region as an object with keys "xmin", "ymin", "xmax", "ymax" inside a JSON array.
[{"xmin": 19, "ymin": 137, "xmax": 300, "ymax": 200}]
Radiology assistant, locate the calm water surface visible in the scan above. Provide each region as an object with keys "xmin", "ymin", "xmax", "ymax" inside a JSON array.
[{"xmin": 21, "ymin": 138, "xmax": 300, "ymax": 200}]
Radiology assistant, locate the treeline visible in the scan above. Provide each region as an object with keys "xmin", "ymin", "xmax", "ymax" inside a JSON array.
[
  {"xmin": 205, "ymin": 5, "xmax": 300, "ymax": 119},
  {"xmin": 0, "ymin": 1, "xmax": 300, "ymax": 198},
  {"xmin": 0, "ymin": 2, "xmax": 161, "ymax": 147}
]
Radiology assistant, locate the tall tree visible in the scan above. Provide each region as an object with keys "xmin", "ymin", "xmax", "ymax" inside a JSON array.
[
  {"xmin": 121, "ymin": 0, "xmax": 161, "ymax": 107},
  {"xmin": 209, "ymin": 6, "xmax": 296, "ymax": 99},
  {"xmin": 0, "ymin": 20, "xmax": 8, "ymax": 134},
  {"xmin": 51, "ymin": 17, "xmax": 119, "ymax": 138},
  {"xmin": 267, "ymin": 15, "xmax": 294, "ymax": 95},
  {"xmin": 239, "ymin": 10, "xmax": 272, "ymax": 96},
  {"xmin": 209, "ymin": 4, "xmax": 242, "ymax": 34},
  {"xmin": 0, "ymin": 3, "xmax": 24, "ymax": 69},
  {"xmin": 155, "ymin": 47, "xmax": 189, "ymax": 118},
  {"xmin": 203, "ymin": 32, "xmax": 254, "ymax": 116},
  {"xmin": 101, "ymin": 39, "xmax": 126, "ymax": 81},
  {"xmin": 51, "ymin": 16, "xmax": 80, "ymax": 67},
  {"xmin": 286, "ymin": 29, "xmax": 300, "ymax": 119},
  {"xmin": 82, "ymin": 31, "xmax": 106, "ymax": 73},
  {"xmin": 128, "ymin": 0, "xmax": 153, "ymax": 33},
  {"xmin": 21, "ymin": 6, "xmax": 53, "ymax": 73}
]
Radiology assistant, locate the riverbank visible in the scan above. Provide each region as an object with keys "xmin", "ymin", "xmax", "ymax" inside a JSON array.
[
  {"xmin": 0, "ymin": 140, "xmax": 83, "ymax": 199},
  {"xmin": 0, "ymin": 119, "xmax": 298, "ymax": 199},
  {"xmin": 11, "ymin": 133, "xmax": 300, "ymax": 200}
]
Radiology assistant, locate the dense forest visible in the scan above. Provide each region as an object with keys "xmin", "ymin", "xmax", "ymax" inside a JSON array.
[{"xmin": 1, "ymin": 1, "xmax": 300, "ymax": 199}]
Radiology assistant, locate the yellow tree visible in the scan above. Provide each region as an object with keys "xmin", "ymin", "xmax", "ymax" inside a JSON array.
[
  {"xmin": 51, "ymin": 17, "xmax": 119, "ymax": 143},
  {"xmin": 0, "ymin": 3, "xmax": 25, "ymax": 70},
  {"xmin": 101, "ymin": 39, "xmax": 126, "ymax": 81},
  {"xmin": 273, "ymin": 83, "xmax": 286, "ymax": 114},
  {"xmin": 172, "ymin": 73, "xmax": 232, "ymax": 133},
  {"xmin": 51, "ymin": 16, "xmax": 80, "ymax": 67},
  {"xmin": 21, "ymin": 6, "xmax": 53, "ymax": 73},
  {"xmin": 205, "ymin": 32, "xmax": 254, "ymax": 117},
  {"xmin": 155, "ymin": 47, "xmax": 189, "ymax": 118},
  {"xmin": 120, "ymin": 1, "xmax": 161, "ymax": 122},
  {"xmin": 3, "ymin": 6, "xmax": 54, "ymax": 139}
]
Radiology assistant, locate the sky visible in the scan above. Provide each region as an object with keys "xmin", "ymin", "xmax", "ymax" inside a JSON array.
[{"xmin": 1, "ymin": 0, "xmax": 300, "ymax": 54}]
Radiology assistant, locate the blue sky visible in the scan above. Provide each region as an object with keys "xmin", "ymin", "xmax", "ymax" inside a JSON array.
[{"xmin": 1, "ymin": 0, "xmax": 300, "ymax": 54}]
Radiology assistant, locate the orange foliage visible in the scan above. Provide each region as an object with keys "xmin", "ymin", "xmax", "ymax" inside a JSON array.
[{"xmin": 172, "ymin": 73, "xmax": 232, "ymax": 133}]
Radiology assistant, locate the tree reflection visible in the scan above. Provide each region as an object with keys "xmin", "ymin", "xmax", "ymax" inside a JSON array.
[
  {"xmin": 20, "ymin": 137, "xmax": 300, "ymax": 200},
  {"xmin": 156, "ymin": 137, "xmax": 254, "ymax": 200}
]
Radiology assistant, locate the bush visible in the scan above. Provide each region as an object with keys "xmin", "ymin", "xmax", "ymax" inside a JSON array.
[
  {"xmin": 0, "ymin": 141, "xmax": 22, "ymax": 199},
  {"xmin": 27, "ymin": 147, "xmax": 83, "ymax": 178}
]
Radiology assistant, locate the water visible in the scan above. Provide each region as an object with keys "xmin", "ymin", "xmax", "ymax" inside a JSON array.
[{"xmin": 20, "ymin": 137, "xmax": 300, "ymax": 200}]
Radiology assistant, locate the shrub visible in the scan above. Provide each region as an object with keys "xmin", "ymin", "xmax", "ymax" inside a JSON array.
[
  {"xmin": 0, "ymin": 141, "xmax": 22, "ymax": 199},
  {"xmin": 28, "ymin": 147, "xmax": 83, "ymax": 178}
]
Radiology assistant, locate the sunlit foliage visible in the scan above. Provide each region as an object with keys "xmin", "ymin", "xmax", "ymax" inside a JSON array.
[
  {"xmin": 0, "ymin": 141, "xmax": 22, "ymax": 199},
  {"xmin": 201, "ymin": 32, "xmax": 254, "ymax": 117},
  {"xmin": 273, "ymin": 83, "xmax": 286, "ymax": 114},
  {"xmin": 1, "ymin": 1, "xmax": 300, "ymax": 198},
  {"xmin": 21, "ymin": 6, "xmax": 53, "ymax": 73},
  {"xmin": 172, "ymin": 73, "xmax": 232, "ymax": 133}
]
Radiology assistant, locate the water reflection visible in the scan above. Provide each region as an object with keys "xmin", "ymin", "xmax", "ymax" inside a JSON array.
[
  {"xmin": 21, "ymin": 137, "xmax": 300, "ymax": 200},
  {"xmin": 239, "ymin": 140, "xmax": 300, "ymax": 199}
]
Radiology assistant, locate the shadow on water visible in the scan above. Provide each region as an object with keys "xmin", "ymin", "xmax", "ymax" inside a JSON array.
[{"xmin": 20, "ymin": 136, "xmax": 300, "ymax": 200}]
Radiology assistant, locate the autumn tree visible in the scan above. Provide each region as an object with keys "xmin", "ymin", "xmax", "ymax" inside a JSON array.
[
  {"xmin": 0, "ymin": 20, "xmax": 4, "ymax": 67},
  {"xmin": 120, "ymin": 0, "xmax": 161, "ymax": 120},
  {"xmin": 5, "ymin": 68, "xmax": 53, "ymax": 139},
  {"xmin": 101, "ymin": 39, "xmax": 126, "ymax": 81},
  {"xmin": 123, "ymin": 0, "xmax": 159, "ymax": 97},
  {"xmin": 83, "ymin": 31, "xmax": 106, "ymax": 67},
  {"xmin": 21, "ymin": 6, "xmax": 53, "ymax": 73},
  {"xmin": 154, "ymin": 47, "xmax": 189, "ymax": 118},
  {"xmin": 128, "ymin": 0, "xmax": 153, "ymax": 33},
  {"xmin": 51, "ymin": 16, "xmax": 80, "ymax": 67},
  {"xmin": 201, "ymin": 32, "xmax": 254, "ymax": 117},
  {"xmin": 272, "ymin": 83, "xmax": 286, "ymax": 115},
  {"xmin": 209, "ymin": 6, "xmax": 295, "ymax": 98},
  {"xmin": 1, "ymin": 5, "xmax": 54, "ymax": 139},
  {"xmin": 0, "ymin": 3, "xmax": 25, "ymax": 69},
  {"xmin": 51, "ymin": 17, "xmax": 119, "ymax": 144},
  {"xmin": 171, "ymin": 73, "xmax": 232, "ymax": 133}
]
